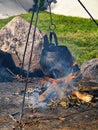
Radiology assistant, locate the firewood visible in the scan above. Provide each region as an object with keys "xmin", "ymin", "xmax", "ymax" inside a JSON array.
[
  {"xmin": 44, "ymin": 73, "xmax": 75, "ymax": 85},
  {"xmin": 39, "ymin": 73, "xmax": 93, "ymax": 102},
  {"xmin": 72, "ymin": 90, "xmax": 93, "ymax": 102}
]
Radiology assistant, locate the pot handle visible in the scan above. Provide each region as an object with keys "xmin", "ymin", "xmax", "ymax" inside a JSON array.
[{"xmin": 49, "ymin": 32, "xmax": 58, "ymax": 46}]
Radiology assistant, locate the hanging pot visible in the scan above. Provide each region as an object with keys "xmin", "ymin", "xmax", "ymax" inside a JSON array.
[{"xmin": 40, "ymin": 32, "xmax": 79, "ymax": 78}]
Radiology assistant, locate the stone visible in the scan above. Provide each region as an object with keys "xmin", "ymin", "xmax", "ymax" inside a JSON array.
[
  {"xmin": 80, "ymin": 58, "xmax": 98, "ymax": 83},
  {"xmin": 0, "ymin": 16, "xmax": 48, "ymax": 76}
]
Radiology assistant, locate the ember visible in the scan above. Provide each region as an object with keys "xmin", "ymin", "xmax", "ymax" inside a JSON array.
[
  {"xmin": 39, "ymin": 73, "xmax": 76, "ymax": 102},
  {"xmin": 38, "ymin": 73, "xmax": 93, "ymax": 103}
]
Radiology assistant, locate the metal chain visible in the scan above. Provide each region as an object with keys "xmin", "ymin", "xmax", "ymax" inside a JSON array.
[
  {"xmin": 19, "ymin": 0, "xmax": 40, "ymax": 126},
  {"xmin": 47, "ymin": 0, "xmax": 56, "ymax": 31},
  {"xmin": 46, "ymin": 0, "xmax": 58, "ymax": 47}
]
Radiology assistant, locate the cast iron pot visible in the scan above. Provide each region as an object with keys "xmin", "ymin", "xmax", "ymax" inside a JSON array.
[{"xmin": 40, "ymin": 32, "xmax": 79, "ymax": 78}]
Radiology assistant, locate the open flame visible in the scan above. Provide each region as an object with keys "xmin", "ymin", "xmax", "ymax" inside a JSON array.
[
  {"xmin": 17, "ymin": 61, "xmax": 93, "ymax": 109},
  {"xmin": 39, "ymin": 72, "xmax": 93, "ymax": 103},
  {"xmin": 44, "ymin": 73, "xmax": 76, "ymax": 85},
  {"xmin": 73, "ymin": 61, "xmax": 78, "ymax": 66},
  {"xmin": 39, "ymin": 73, "xmax": 75, "ymax": 102}
]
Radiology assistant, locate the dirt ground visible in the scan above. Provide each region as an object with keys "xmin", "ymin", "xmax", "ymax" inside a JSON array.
[{"xmin": 0, "ymin": 78, "xmax": 98, "ymax": 130}]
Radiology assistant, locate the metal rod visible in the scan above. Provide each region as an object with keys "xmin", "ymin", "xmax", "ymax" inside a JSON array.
[
  {"xmin": 78, "ymin": 0, "xmax": 98, "ymax": 27},
  {"xmin": 48, "ymin": 2, "xmax": 56, "ymax": 31},
  {"xmin": 19, "ymin": 0, "xmax": 40, "ymax": 125},
  {"xmin": 20, "ymin": 9, "xmax": 35, "ymax": 73}
]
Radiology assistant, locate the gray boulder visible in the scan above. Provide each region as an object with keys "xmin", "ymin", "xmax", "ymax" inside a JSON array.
[
  {"xmin": 0, "ymin": 16, "xmax": 48, "ymax": 76},
  {"xmin": 80, "ymin": 58, "xmax": 98, "ymax": 83}
]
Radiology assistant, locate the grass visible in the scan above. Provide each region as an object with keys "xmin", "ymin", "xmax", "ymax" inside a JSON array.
[{"xmin": 0, "ymin": 11, "xmax": 98, "ymax": 66}]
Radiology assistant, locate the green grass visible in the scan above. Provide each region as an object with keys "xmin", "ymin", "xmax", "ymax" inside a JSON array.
[{"xmin": 0, "ymin": 11, "xmax": 98, "ymax": 66}]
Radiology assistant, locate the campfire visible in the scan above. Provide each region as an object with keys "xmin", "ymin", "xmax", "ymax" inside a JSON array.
[
  {"xmin": 38, "ymin": 39, "xmax": 93, "ymax": 104},
  {"xmin": 11, "ymin": 69, "xmax": 95, "ymax": 129},
  {"xmin": 39, "ymin": 73, "xmax": 93, "ymax": 103},
  {"xmin": 15, "ymin": 72, "xmax": 93, "ymax": 111}
]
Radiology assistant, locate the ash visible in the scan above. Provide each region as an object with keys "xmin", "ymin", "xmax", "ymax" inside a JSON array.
[
  {"xmin": 25, "ymin": 91, "xmax": 47, "ymax": 109},
  {"xmin": 17, "ymin": 79, "xmax": 78, "ymax": 109}
]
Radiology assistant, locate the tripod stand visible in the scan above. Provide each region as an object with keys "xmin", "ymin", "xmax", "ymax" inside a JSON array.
[{"xmin": 78, "ymin": 0, "xmax": 98, "ymax": 26}]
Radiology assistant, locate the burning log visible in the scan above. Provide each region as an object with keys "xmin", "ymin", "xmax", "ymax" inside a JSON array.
[
  {"xmin": 72, "ymin": 90, "xmax": 93, "ymax": 103},
  {"xmin": 44, "ymin": 73, "xmax": 75, "ymax": 85},
  {"xmin": 39, "ymin": 73, "xmax": 93, "ymax": 103}
]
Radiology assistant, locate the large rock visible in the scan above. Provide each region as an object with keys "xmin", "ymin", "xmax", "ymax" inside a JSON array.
[
  {"xmin": 0, "ymin": 16, "xmax": 48, "ymax": 75},
  {"xmin": 80, "ymin": 58, "xmax": 98, "ymax": 83}
]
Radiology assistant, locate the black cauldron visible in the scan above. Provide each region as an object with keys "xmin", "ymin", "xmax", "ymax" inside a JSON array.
[{"xmin": 40, "ymin": 32, "xmax": 79, "ymax": 78}]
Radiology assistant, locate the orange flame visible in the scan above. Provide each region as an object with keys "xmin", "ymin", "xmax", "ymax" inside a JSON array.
[
  {"xmin": 39, "ymin": 61, "xmax": 93, "ymax": 102},
  {"xmin": 39, "ymin": 73, "xmax": 93, "ymax": 102},
  {"xmin": 73, "ymin": 61, "xmax": 78, "ymax": 66},
  {"xmin": 45, "ymin": 73, "xmax": 76, "ymax": 85},
  {"xmin": 39, "ymin": 73, "xmax": 76, "ymax": 101}
]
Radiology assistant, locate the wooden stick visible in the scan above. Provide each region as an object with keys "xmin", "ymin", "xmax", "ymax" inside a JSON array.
[
  {"xmin": 72, "ymin": 90, "xmax": 93, "ymax": 102},
  {"xmin": 45, "ymin": 73, "xmax": 75, "ymax": 85},
  {"xmin": 39, "ymin": 74, "xmax": 93, "ymax": 102}
]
